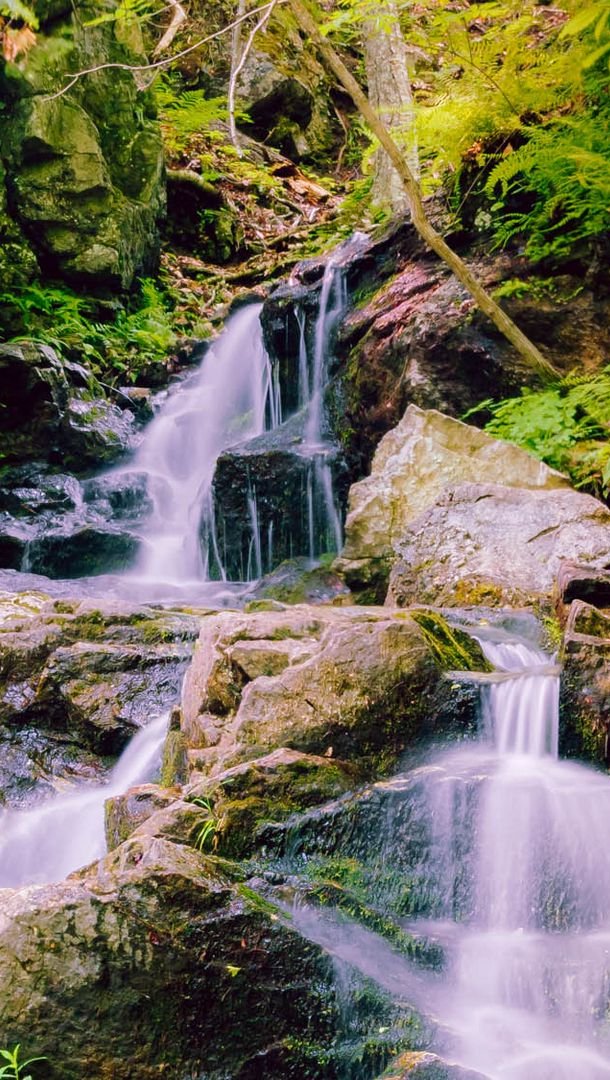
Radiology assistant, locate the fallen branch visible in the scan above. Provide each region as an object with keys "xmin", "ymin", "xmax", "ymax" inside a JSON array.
[
  {"xmin": 288, "ymin": 0, "xmax": 559, "ymax": 382},
  {"xmin": 152, "ymin": 0, "xmax": 187, "ymax": 57},
  {"xmin": 167, "ymin": 168, "xmax": 223, "ymax": 204}
]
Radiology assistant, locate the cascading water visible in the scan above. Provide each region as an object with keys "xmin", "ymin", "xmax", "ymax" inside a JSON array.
[
  {"xmin": 100, "ymin": 265, "xmax": 348, "ymax": 589},
  {"xmin": 120, "ymin": 303, "xmax": 274, "ymax": 586},
  {"xmin": 299, "ymin": 257, "xmax": 346, "ymax": 559},
  {"xmin": 0, "ymin": 711, "xmax": 168, "ymax": 888},
  {"xmin": 433, "ymin": 632, "xmax": 610, "ymax": 1078},
  {"xmin": 290, "ymin": 628, "xmax": 610, "ymax": 1078}
]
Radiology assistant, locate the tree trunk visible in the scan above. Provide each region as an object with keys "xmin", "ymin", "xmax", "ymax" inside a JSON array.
[
  {"xmin": 364, "ymin": 0, "xmax": 418, "ymax": 214},
  {"xmin": 287, "ymin": 0, "xmax": 559, "ymax": 382}
]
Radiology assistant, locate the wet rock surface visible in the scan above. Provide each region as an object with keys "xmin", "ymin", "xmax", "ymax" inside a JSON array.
[
  {"xmin": 0, "ymin": 591, "xmax": 199, "ymax": 805},
  {"xmin": 560, "ymin": 599, "xmax": 610, "ymax": 764},
  {"xmin": 251, "ymin": 555, "xmax": 351, "ymax": 605},
  {"xmin": 387, "ymin": 483, "xmax": 610, "ymax": 609},
  {"xmin": 213, "ymin": 424, "xmax": 347, "ymax": 579},
  {"xmin": 335, "ymin": 405, "xmax": 569, "ymax": 597},
  {"xmin": 384, "ymin": 1051, "xmax": 487, "ymax": 1079},
  {"xmin": 0, "ymin": 833, "xmax": 341, "ymax": 1080},
  {"xmin": 263, "ymin": 221, "xmax": 610, "ymax": 477},
  {"xmin": 181, "ymin": 604, "xmax": 484, "ymax": 783},
  {"xmin": 0, "ymin": 344, "xmax": 140, "ymax": 471}
]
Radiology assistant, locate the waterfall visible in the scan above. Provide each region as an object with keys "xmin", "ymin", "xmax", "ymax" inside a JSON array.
[
  {"xmin": 102, "ymin": 269, "xmax": 346, "ymax": 588},
  {"xmin": 120, "ymin": 303, "xmax": 274, "ymax": 586},
  {"xmin": 289, "ymin": 628, "xmax": 610, "ymax": 1078},
  {"xmin": 0, "ymin": 712, "xmax": 168, "ymax": 888},
  {"xmin": 304, "ymin": 258, "xmax": 346, "ymax": 448},
  {"xmin": 414, "ymin": 632, "xmax": 610, "ymax": 1078}
]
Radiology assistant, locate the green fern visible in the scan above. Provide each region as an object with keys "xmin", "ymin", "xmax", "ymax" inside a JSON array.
[
  {"xmin": 560, "ymin": 2, "xmax": 610, "ymax": 70},
  {"xmin": 483, "ymin": 368, "xmax": 610, "ymax": 496},
  {"xmin": 484, "ymin": 113, "xmax": 610, "ymax": 258},
  {"xmin": 0, "ymin": 280, "xmax": 176, "ymax": 383},
  {"xmin": 154, "ymin": 77, "xmax": 250, "ymax": 157}
]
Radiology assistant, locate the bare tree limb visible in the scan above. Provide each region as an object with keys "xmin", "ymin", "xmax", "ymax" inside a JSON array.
[
  {"xmin": 43, "ymin": 0, "xmax": 287, "ymax": 101},
  {"xmin": 288, "ymin": 0, "xmax": 559, "ymax": 382},
  {"xmin": 228, "ymin": 0, "xmax": 278, "ymax": 156},
  {"xmin": 228, "ymin": 0, "xmax": 247, "ymax": 154},
  {"xmin": 152, "ymin": 0, "xmax": 187, "ymax": 57}
]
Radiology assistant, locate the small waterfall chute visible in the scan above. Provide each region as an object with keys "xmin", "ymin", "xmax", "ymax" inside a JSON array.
[{"xmin": 0, "ymin": 712, "xmax": 168, "ymax": 889}]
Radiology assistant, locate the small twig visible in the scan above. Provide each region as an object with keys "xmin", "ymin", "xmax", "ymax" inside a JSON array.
[
  {"xmin": 228, "ymin": 0, "xmax": 279, "ymax": 157},
  {"xmin": 43, "ymin": 0, "xmax": 287, "ymax": 101}
]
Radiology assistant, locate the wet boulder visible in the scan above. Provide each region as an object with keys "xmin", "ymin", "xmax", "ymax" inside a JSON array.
[
  {"xmin": 387, "ymin": 483, "xmax": 610, "ymax": 609},
  {"xmin": 57, "ymin": 395, "xmax": 140, "ymax": 471},
  {"xmin": 82, "ymin": 470, "xmax": 152, "ymax": 522},
  {"xmin": 560, "ymin": 600, "xmax": 610, "ymax": 764},
  {"xmin": 0, "ymin": 835, "xmax": 340, "ymax": 1079},
  {"xmin": 181, "ymin": 604, "xmax": 485, "ymax": 781},
  {"xmin": 385, "ymin": 1051, "xmax": 487, "ymax": 1079},
  {"xmin": 212, "ymin": 416, "xmax": 347, "ymax": 580},
  {"xmin": 251, "ymin": 555, "xmax": 351, "ymax": 605},
  {"xmin": 0, "ymin": 343, "xmax": 68, "ymax": 462},
  {"xmin": 0, "ymin": 594, "xmax": 199, "ymax": 803},
  {"xmin": 0, "ymin": 463, "xmax": 82, "ymax": 517},
  {"xmin": 186, "ymin": 747, "xmax": 359, "ymax": 857},
  {"xmin": 104, "ymin": 783, "xmax": 187, "ymax": 850},
  {"xmin": 335, "ymin": 405, "xmax": 569, "ymax": 598},
  {"xmin": 0, "ymin": 345, "xmax": 139, "ymax": 470},
  {"xmin": 25, "ymin": 524, "xmax": 140, "ymax": 578}
]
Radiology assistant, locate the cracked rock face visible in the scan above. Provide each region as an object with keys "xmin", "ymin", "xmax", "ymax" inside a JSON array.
[
  {"xmin": 386, "ymin": 482, "xmax": 610, "ymax": 609},
  {"xmin": 334, "ymin": 404, "xmax": 570, "ymax": 596}
]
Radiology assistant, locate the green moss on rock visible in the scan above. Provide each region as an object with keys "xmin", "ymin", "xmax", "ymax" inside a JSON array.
[{"xmin": 409, "ymin": 610, "xmax": 492, "ymax": 673}]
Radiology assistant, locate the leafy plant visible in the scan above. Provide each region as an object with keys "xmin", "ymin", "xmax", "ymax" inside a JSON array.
[
  {"xmin": 560, "ymin": 1, "xmax": 610, "ymax": 71},
  {"xmin": 0, "ymin": 279, "xmax": 177, "ymax": 383},
  {"xmin": 84, "ymin": 0, "xmax": 157, "ymax": 29},
  {"xmin": 191, "ymin": 797, "xmax": 220, "ymax": 852},
  {"xmin": 0, "ymin": 0, "xmax": 37, "ymax": 26},
  {"xmin": 481, "ymin": 367, "xmax": 610, "ymax": 496},
  {"xmin": 0, "ymin": 1045, "xmax": 46, "ymax": 1080},
  {"xmin": 155, "ymin": 76, "xmax": 251, "ymax": 158},
  {"xmin": 484, "ymin": 112, "xmax": 610, "ymax": 259}
]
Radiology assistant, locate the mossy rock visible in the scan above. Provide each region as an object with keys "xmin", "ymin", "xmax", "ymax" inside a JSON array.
[
  {"xmin": 188, "ymin": 747, "xmax": 359, "ymax": 858},
  {"xmin": 408, "ymin": 610, "xmax": 492, "ymax": 673},
  {"xmin": 1, "ymin": 1, "xmax": 164, "ymax": 289}
]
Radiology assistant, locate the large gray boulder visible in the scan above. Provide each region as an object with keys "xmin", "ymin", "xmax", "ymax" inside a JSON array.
[
  {"xmin": 335, "ymin": 405, "xmax": 570, "ymax": 595},
  {"xmin": 387, "ymin": 482, "xmax": 610, "ymax": 609},
  {"xmin": 180, "ymin": 603, "xmax": 485, "ymax": 782}
]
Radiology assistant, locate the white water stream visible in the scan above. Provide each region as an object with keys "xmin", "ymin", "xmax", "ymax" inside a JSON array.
[
  {"xmin": 122, "ymin": 303, "xmax": 274, "ymax": 586},
  {"xmin": 102, "ymin": 272, "xmax": 346, "ymax": 591},
  {"xmin": 0, "ymin": 712, "xmax": 168, "ymax": 888},
  {"xmin": 435, "ymin": 634, "xmax": 610, "ymax": 1078},
  {"xmin": 292, "ymin": 630, "xmax": 610, "ymax": 1078}
]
